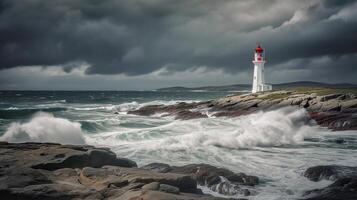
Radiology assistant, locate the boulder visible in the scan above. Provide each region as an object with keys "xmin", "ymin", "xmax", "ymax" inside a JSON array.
[
  {"xmin": 159, "ymin": 183, "xmax": 180, "ymax": 194},
  {"xmin": 141, "ymin": 163, "xmax": 259, "ymax": 196},
  {"xmin": 141, "ymin": 163, "xmax": 173, "ymax": 173},
  {"xmin": 302, "ymin": 178, "xmax": 357, "ymax": 200},
  {"xmin": 304, "ymin": 165, "xmax": 357, "ymax": 182}
]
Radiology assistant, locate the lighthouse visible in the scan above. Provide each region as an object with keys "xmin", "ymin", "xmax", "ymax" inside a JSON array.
[{"xmin": 252, "ymin": 45, "xmax": 272, "ymax": 93}]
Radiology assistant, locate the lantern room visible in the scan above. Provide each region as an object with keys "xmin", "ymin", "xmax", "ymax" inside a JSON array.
[{"xmin": 253, "ymin": 45, "xmax": 265, "ymax": 62}]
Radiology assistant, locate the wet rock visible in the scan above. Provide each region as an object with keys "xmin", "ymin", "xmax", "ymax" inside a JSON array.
[
  {"xmin": 174, "ymin": 110, "xmax": 208, "ymax": 120},
  {"xmin": 128, "ymin": 89, "xmax": 357, "ymax": 130},
  {"xmin": 170, "ymin": 164, "xmax": 259, "ymax": 187},
  {"xmin": 304, "ymin": 165, "xmax": 357, "ymax": 182},
  {"xmin": 142, "ymin": 163, "xmax": 259, "ymax": 196},
  {"xmin": 127, "ymin": 105, "xmax": 163, "ymax": 116},
  {"xmin": 302, "ymin": 178, "xmax": 357, "ymax": 200}
]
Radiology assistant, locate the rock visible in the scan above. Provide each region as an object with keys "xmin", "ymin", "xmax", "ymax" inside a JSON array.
[
  {"xmin": 142, "ymin": 182, "xmax": 160, "ymax": 191},
  {"xmin": 0, "ymin": 142, "xmax": 231, "ymax": 200},
  {"xmin": 318, "ymin": 94, "xmax": 343, "ymax": 102},
  {"xmin": 32, "ymin": 148, "xmax": 137, "ymax": 170},
  {"xmin": 119, "ymin": 190, "xmax": 233, "ymax": 200},
  {"xmin": 0, "ymin": 142, "xmax": 137, "ymax": 171},
  {"xmin": 304, "ymin": 165, "xmax": 357, "ymax": 182},
  {"xmin": 341, "ymin": 99, "xmax": 357, "ymax": 111},
  {"xmin": 320, "ymin": 100, "xmax": 341, "ymax": 112},
  {"xmin": 302, "ymin": 178, "xmax": 357, "ymax": 200},
  {"xmin": 1, "ymin": 183, "xmax": 102, "ymax": 200},
  {"xmin": 0, "ymin": 167, "xmax": 51, "ymax": 190},
  {"xmin": 159, "ymin": 183, "xmax": 180, "ymax": 194},
  {"xmin": 170, "ymin": 164, "xmax": 259, "ymax": 187},
  {"xmin": 174, "ymin": 110, "xmax": 208, "ymax": 120},
  {"xmin": 127, "ymin": 89, "xmax": 357, "ymax": 130},
  {"xmin": 128, "ymin": 105, "xmax": 163, "ymax": 116},
  {"xmin": 309, "ymin": 112, "xmax": 357, "ymax": 130},
  {"xmin": 141, "ymin": 163, "xmax": 259, "ymax": 196},
  {"xmin": 141, "ymin": 163, "xmax": 173, "ymax": 173},
  {"xmin": 80, "ymin": 166, "xmax": 197, "ymax": 192}
]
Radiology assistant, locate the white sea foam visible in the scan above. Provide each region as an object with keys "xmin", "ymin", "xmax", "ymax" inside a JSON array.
[
  {"xmin": 4, "ymin": 107, "xmax": 19, "ymax": 110},
  {"xmin": 1, "ymin": 112, "xmax": 85, "ymax": 144},
  {"xmin": 88, "ymin": 107, "xmax": 316, "ymax": 151},
  {"xmin": 116, "ymin": 101, "xmax": 140, "ymax": 112},
  {"xmin": 85, "ymin": 106, "xmax": 338, "ymax": 200}
]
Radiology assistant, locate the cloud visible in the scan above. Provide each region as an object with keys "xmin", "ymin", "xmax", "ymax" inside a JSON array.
[{"xmin": 0, "ymin": 0, "xmax": 357, "ymax": 89}]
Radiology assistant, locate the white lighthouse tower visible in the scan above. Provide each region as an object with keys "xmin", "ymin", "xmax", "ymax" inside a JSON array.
[{"xmin": 252, "ymin": 45, "xmax": 272, "ymax": 93}]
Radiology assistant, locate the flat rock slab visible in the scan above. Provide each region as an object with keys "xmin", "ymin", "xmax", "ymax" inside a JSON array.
[
  {"xmin": 128, "ymin": 90, "xmax": 357, "ymax": 131},
  {"xmin": 0, "ymin": 142, "xmax": 235, "ymax": 200}
]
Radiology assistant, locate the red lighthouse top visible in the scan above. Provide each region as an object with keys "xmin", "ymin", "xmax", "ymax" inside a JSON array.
[{"xmin": 255, "ymin": 45, "xmax": 264, "ymax": 53}]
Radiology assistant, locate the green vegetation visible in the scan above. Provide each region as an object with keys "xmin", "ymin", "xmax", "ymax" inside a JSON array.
[
  {"xmin": 256, "ymin": 87, "xmax": 357, "ymax": 100},
  {"xmin": 290, "ymin": 87, "xmax": 357, "ymax": 96},
  {"xmin": 261, "ymin": 92, "xmax": 291, "ymax": 100}
]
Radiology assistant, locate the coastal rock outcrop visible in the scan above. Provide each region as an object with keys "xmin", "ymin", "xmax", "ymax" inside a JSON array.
[
  {"xmin": 0, "ymin": 142, "xmax": 250, "ymax": 200},
  {"xmin": 128, "ymin": 88, "xmax": 357, "ymax": 131},
  {"xmin": 304, "ymin": 165, "xmax": 357, "ymax": 182},
  {"xmin": 142, "ymin": 163, "xmax": 258, "ymax": 196},
  {"xmin": 302, "ymin": 165, "xmax": 357, "ymax": 200}
]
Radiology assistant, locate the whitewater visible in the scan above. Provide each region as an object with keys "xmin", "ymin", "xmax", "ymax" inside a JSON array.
[{"xmin": 0, "ymin": 91, "xmax": 356, "ymax": 200}]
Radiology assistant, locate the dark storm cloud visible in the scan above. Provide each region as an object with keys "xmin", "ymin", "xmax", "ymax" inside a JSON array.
[{"xmin": 0, "ymin": 0, "xmax": 357, "ymax": 78}]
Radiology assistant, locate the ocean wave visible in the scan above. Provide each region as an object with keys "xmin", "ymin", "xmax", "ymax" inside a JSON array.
[
  {"xmin": 71, "ymin": 105, "xmax": 116, "ymax": 111},
  {"xmin": 70, "ymin": 100, "xmax": 199, "ymax": 113},
  {"xmin": 0, "ymin": 112, "xmax": 85, "ymax": 144},
  {"xmin": 87, "ymin": 107, "xmax": 318, "ymax": 151},
  {"xmin": 0, "ymin": 107, "xmax": 67, "ymax": 119}
]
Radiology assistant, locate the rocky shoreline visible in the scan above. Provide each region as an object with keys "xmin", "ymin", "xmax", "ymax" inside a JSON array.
[
  {"xmin": 128, "ymin": 88, "xmax": 357, "ymax": 131},
  {"xmin": 0, "ymin": 142, "xmax": 356, "ymax": 200},
  {"xmin": 1, "ymin": 89, "xmax": 357, "ymax": 199},
  {"xmin": 0, "ymin": 142, "xmax": 258, "ymax": 200}
]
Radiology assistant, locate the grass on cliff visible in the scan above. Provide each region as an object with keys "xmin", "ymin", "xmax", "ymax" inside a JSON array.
[
  {"xmin": 261, "ymin": 93, "xmax": 291, "ymax": 100},
  {"xmin": 291, "ymin": 87, "xmax": 357, "ymax": 96},
  {"xmin": 259, "ymin": 87, "xmax": 357, "ymax": 100}
]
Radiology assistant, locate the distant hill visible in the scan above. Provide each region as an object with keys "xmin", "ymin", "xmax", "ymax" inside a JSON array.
[{"xmin": 157, "ymin": 81, "xmax": 357, "ymax": 92}]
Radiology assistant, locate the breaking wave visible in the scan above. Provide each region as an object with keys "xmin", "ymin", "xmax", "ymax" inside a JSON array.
[
  {"xmin": 0, "ymin": 107, "xmax": 67, "ymax": 119},
  {"xmin": 1, "ymin": 112, "xmax": 85, "ymax": 145},
  {"xmin": 87, "ymin": 107, "xmax": 319, "ymax": 164}
]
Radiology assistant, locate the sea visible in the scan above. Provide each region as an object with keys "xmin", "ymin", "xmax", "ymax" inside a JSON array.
[{"xmin": 0, "ymin": 90, "xmax": 356, "ymax": 200}]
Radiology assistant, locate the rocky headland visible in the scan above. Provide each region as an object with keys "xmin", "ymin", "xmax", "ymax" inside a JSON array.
[{"xmin": 129, "ymin": 88, "xmax": 357, "ymax": 131}]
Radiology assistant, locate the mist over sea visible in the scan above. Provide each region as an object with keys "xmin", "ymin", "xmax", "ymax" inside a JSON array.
[{"xmin": 1, "ymin": 90, "xmax": 356, "ymax": 200}]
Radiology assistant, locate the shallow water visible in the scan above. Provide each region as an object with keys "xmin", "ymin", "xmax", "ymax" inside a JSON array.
[{"xmin": 0, "ymin": 90, "xmax": 356, "ymax": 200}]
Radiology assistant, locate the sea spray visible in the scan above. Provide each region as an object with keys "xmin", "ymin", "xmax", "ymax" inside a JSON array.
[
  {"xmin": 88, "ymin": 107, "xmax": 316, "ymax": 151},
  {"xmin": 1, "ymin": 112, "xmax": 86, "ymax": 144}
]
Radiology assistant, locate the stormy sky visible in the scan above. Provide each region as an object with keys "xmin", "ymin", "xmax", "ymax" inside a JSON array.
[{"xmin": 0, "ymin": 0, "xmax": 357, "ymax": 90}]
